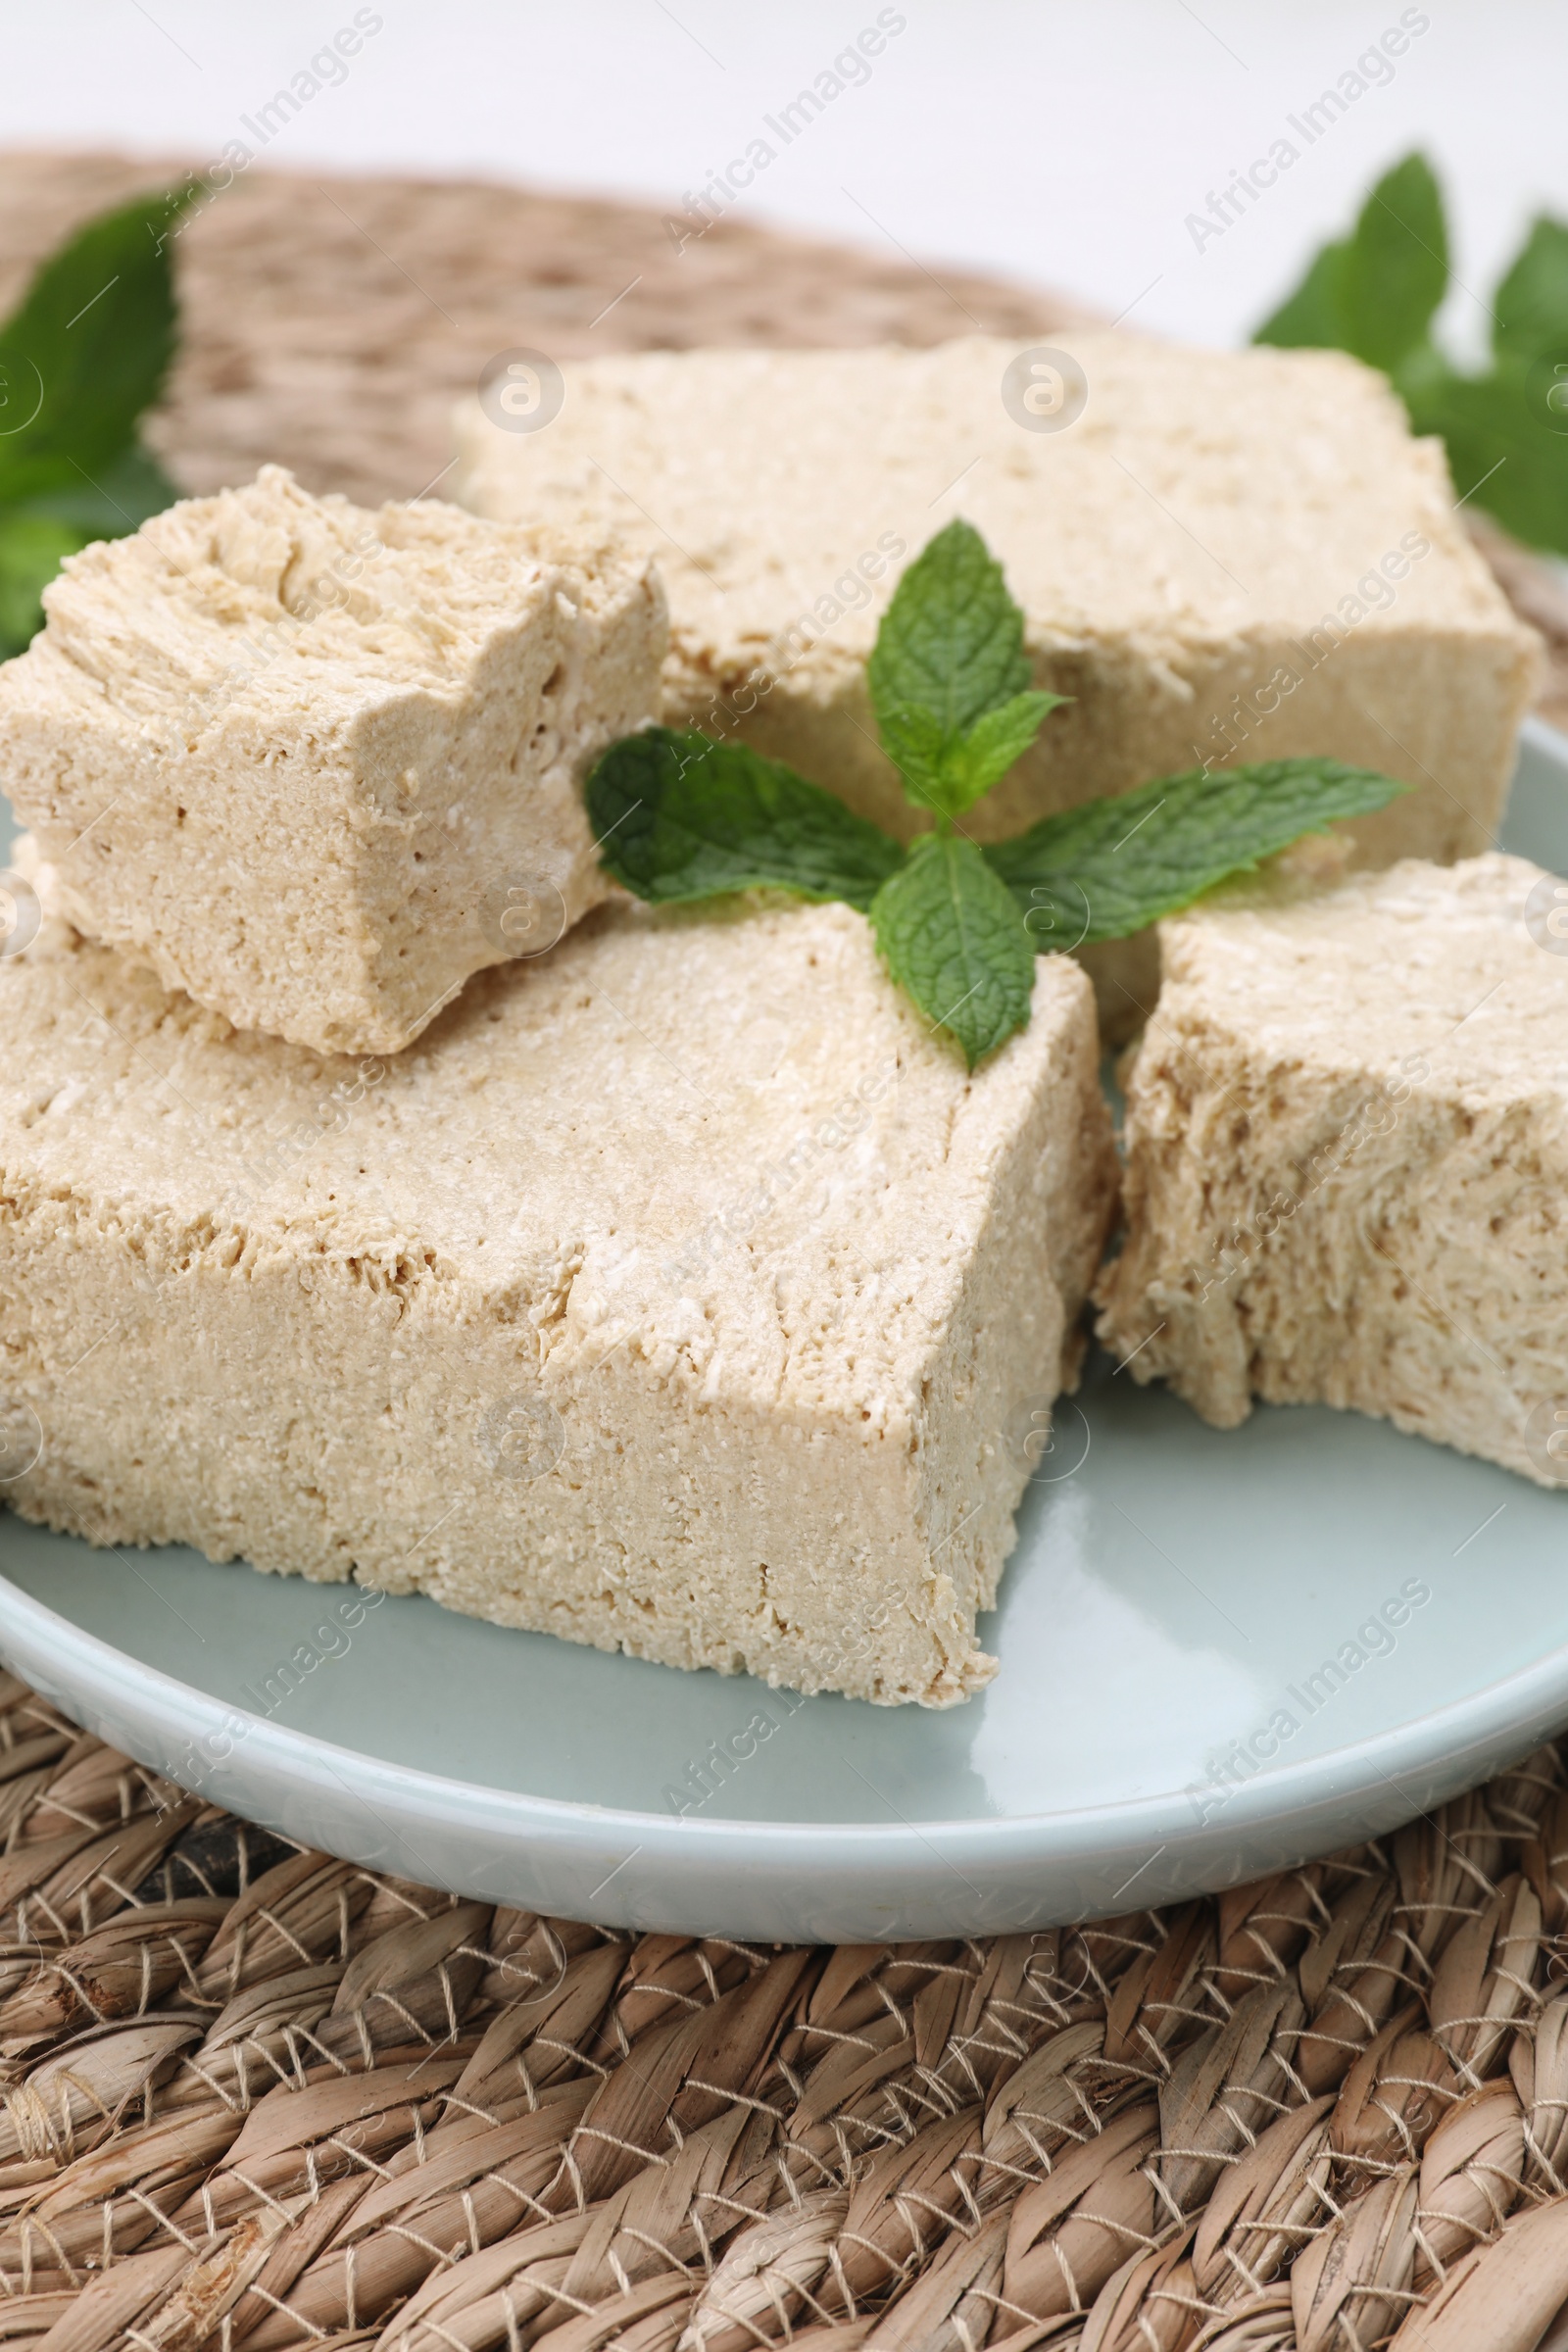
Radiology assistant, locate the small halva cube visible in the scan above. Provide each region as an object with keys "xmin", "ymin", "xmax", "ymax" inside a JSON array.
[
  {"xmin": 1097, "ymin": 854, "xmax": 1568, "ymax": 1487},
  {"xmin": 0, "ymin": 466, "xmax": 664, "ymax": 1054}
]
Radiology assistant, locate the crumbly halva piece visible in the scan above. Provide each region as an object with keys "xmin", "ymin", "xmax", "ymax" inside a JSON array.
[
  {"xmin": 0, "ymin": 466, "xmax": 665, "ymax": 1055},
  {"xmin": 0, "ymin": 881, "xmax": 1118, "ymax": 1704},
  {"xmin": 1095, "ymin": 854, "xmax": 1568, "ymax": 1486},
  {"xmin": 455, "ymin": 334, "xmax": 1540, "ymax": 1034}
]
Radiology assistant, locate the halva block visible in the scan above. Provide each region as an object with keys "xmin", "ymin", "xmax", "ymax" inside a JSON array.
[{"xmin": 0, "ymin": 881, "xmax": 1118, "ymax": 1704}]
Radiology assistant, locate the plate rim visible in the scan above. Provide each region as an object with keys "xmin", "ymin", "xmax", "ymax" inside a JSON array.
[{"xmin": 2, "ymin": 1547, "xmax": 1565, "ymax": 1859}]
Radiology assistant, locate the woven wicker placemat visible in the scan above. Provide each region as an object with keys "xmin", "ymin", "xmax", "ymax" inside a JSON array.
[
  {"xmin": 3, "ymin": 154, "xmax": 1568, "ymax": 2349},
  {"xmin": 0, "ymin": 151, "xmax": 1099, "ymax": 512},
  {"xmin": 0, "ymin": 1673, "xmax": 1559, "ymax": 2351}
]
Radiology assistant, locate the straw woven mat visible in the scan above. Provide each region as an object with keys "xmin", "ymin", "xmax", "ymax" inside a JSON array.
[{"xmin": 0, "ymin": 153, "xmax": 1566, "ymax": 2352}]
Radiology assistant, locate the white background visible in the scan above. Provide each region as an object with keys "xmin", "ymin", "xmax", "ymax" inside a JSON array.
[{"xmin": 0, "ymin": 3, "xmax": 1553, "ymax": 357}]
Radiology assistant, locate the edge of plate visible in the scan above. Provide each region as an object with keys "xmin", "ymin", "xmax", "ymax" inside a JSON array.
[{"xmin": 2, "ymin": 1567, "xmax": 1566, "ymax": 1939}]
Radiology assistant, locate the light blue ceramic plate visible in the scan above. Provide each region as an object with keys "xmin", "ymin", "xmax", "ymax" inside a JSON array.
[{"xmin": 2, "ymin": 725, "xmax": 1565, "ymax": 1941}]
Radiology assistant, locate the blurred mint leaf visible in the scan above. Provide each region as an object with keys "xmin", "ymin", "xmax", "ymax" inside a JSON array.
[
  {"xmin": 0, "ymin": 185, "xmax": 194, "ymax": 507},
  {"xmin": 1255, "ymin": 151, "xmax": 1447, "ymax": 380},
  {"xmin": 0, "ymin": 513, "xmax": 88, "ymax": 657},
  {"xmin": 1348, "ymin": 152, "xmax": 1448, "ymax": 380},
  {"xmin": 1253, "ymin": 153, "xmax": 1568, "ymax": 552},
  {"xmin": 869, "ymin": 833, "xmax": 1034, "ymax": 1069},
  {"xmin": 1406, "ymin": 365, "xmax": 1568, "ymax": 552},
  {"xmin": 1494, "ymin": 216, "xmax": 1568, "ymax": 363},
  {"xmin": 16, "ymin": 441, "xmax": 182, "ymax": 539},
  {"xmin": 586, "ymin": 726, "xmax": 905, "ymax": 911},
  {"xmin": 1254, "ymin": 241, "xmax": 1348, "ymax": 351},
  {"xmin": 986, "ymin": 759, "xmax": 1411, "ymax": 944},
  {"xmin": 868, "ymin": 518, "xmax": 1033, "ymax": 744}
]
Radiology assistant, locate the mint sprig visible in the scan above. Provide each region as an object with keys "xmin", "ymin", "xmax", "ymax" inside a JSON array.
[
  {"xmin": 586, "ymin": 522, "xmax": 1409, "ymax": 1068},
  {"xmin": 1256, "ymin": 150, "xmax": 1568, "ymax": 556},
  {"xmin": 0, "ymin": 186, "xmax": 193, "ymax": 657}
]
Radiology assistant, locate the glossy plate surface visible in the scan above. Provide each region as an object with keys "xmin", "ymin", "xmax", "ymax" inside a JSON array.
[{"xmin": 2, "ymin": 725, "xmax": 1565, "ymax": 1938}]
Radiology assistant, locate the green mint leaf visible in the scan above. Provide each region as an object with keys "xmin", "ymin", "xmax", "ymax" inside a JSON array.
[
  {"xmin": 950, "ymin": 690, "xmax": 1069, "ymax": 803},
  {"xmin": 875, "ymin": 702, "xmax": 959, "ymax": 814},
  {"xmin": 16, "ymin": 441, "xmax": 182, "ymax": 539},
  {"xmin": 1493, "ymin": 216, "xmax": 1568, "ymax": 364},
  {"xmin": 985, "ymin": 759, "xmax": 1411, "ymax": 945},
  {"xmin": 1406, "ymin": 366, "xmax": 1568, "ymax": 554},
  {"xmin": 0, "ymin": 512, "xmax": 89, "ymax": 658},
  {"xmin": 0, "ymin": 185, "xmax": 194, "ymax": 506},
  {"xmin": 587, "ymin": 726, "xmax": 905, "ymax": 911},
  {"xmin": 1254, "ymin": 240, "xmax": 1350, "ymax": 352},
  {"xmin": 1346, "ymin": 153, "xmax": 1448, "ymax": 379},
  {"xmin": 1401, "ymin": 209, "xmax": 1568, "ymax": 554},
  {"xmin": 869, "ymin": 833, "xmax": 1034, "ymax": 1070},
  {"xmin": 0, "ymin": 447, "xmax": 177, "ymax": 657},
  {"xmin": 1255, "ymin": 151, "xmax": 1447, "ymax": 379},
  {"xmin": 878, "ymin": 688, "xmax": 1069, "ymax": 822},
  {"xmin": 1254, "ymin": 161, "xmax": 1568, "ymax": 555},
  {"xmin": 868, "ymin": 518, "xmax": 1033, "ymax": 748}
]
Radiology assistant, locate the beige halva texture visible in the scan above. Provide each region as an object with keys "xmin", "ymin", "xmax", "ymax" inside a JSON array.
[
  {"xmin": 0, "ymin": 467, "xmax": 665, "ymax": 1056},
  {"xmin": 0, "ymin": 880, "xmax": 1117, "ymax": 1705},
  {"xmin": 1096, "ymin": 854, "xmax": 1568, "ymax": 1485},
  {"xmin": 456, "ymin": 334, "xmax": 1541, "ymax": 1031}
]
